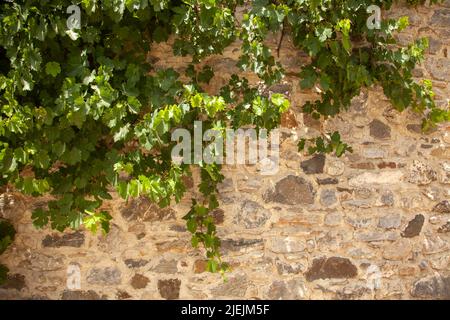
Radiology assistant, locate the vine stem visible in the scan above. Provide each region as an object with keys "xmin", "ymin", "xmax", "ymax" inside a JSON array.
[{"xmin": 276, "ymin": 20, "xmax": 286, "ymax": 58}]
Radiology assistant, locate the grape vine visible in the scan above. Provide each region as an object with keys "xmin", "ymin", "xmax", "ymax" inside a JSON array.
[{"xmin": 0, "ymin": 0, "xmax": 448, "ymax": 278}]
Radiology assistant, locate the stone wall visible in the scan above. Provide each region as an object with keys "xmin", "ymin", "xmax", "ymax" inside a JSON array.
[{"xmin": 1, "ymin": 2, "xmax": 449, "ymax": 300}]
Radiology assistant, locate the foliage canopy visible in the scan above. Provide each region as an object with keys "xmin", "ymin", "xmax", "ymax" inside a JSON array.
[{"xmin": 0, "ymin": 0, "xmax": 448, "ymax": 275}]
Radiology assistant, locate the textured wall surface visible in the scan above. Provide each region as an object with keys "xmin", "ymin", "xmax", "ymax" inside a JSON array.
[{"xmin": 0, "ymin": 3, "xmax": 449, "ymax": 300}]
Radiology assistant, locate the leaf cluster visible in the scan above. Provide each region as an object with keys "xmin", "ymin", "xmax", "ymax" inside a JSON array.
[{"xmin": 0, "ymin": 0, "xmax": 447, "ymax": 273}]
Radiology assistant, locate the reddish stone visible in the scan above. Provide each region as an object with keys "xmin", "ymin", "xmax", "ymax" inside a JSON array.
[
  {"xmin": 130, "ymin": 274, "xmax": 149, "ymax": 289},
  {"xmin": 264, "ymin": 175, "xmax": 315, "ymax": 205},
  {"xmin": 211, "ymin": 208, "xmax": 225, "ymax": 225},
  {"xmin": 402, "ymin": 215, "xmax": 425, "ymax": 238},
  {"xmin": 350, "ymin": 162, "xmax": 375, "ymax": 170},
  {"xmin": 305, "ymin": 257, "xmax": 358, "ymax": 282},
  {"xmin": 281, "ymin": 110, "xmax": 298, "ymax": 129},
  {"xmin": 158, "ymin": 279, "xmax": 181, "ymax": 300},
  {"xmin": 193, "ymin": 260, "xmax": 207, "ymax": 273},
  {"xmin": 377, "ymin": 162, "xmax": 397, "ymax": 169},
  {"xmin": 116, "ymin": 290, "xmax": 132, "ymax": 299}
]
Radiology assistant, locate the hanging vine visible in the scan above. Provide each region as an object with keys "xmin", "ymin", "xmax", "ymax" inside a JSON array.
[{"xmin": 0, "ymin": 0, "xmax": 448, "ymax": 276}]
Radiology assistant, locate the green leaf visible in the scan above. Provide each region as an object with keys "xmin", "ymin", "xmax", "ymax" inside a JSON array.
[
  {"xmin": 207, "ymin": 259, "xmax": 218, "ymax": 273},
  {"xmin": 187, "ymin": 219, "xmax": 197, "ymax": 233},
  {"xmin": 191, "ymin": 235, "xmax": 199, "ymax": 248},
  {"xmin": 31, "ymin": 208, "xmax": 49, "ymax": 228},
  {"xmin": 271, "ymin": 94, "xmax": 290, "ymax": 112},
  {"xmin": 0, "ymin": 220, "xmax": 15, "ymax": 255},
  {"xmin": 300, "ymin": 67, "xmax": 317, "ymax": 89},
  {"xmin": 335, "ymin": 143, "xmax": 346, "ymax": 157},
  {"xmin": 331, "ymin": 131, "xmax": 341, "ymax": 144},
  {"xmin": 298, "ymin": 139, "xmax": 306, "ymax": 151},
  {"xmin": 152, "ymin": 26, "xmax": 169, "ymax": 43},
  {"xmin": 114, "ymin": 124, "xmax": 130, "ymax": 142},
  {"xmin": 319, "ymin": 74, "xmax": 331, "ymax": 91},
  {"xmin": 0, "ymin": 264, "xmax": 9, "ymax": 284},
  {"xmin": 45, "ymin": 62, "xmax": 61, "ymax": 77},
  {"xmin": 66, "ymin": 29, "xmax": 80, "ymax": 41},
  {"xmin": 64, "ymin": 148, "xmax": 82, "ymax": 165},
  {"xmin": 83, "ymin": 210, "xmax": 112, "ymax": 235}
]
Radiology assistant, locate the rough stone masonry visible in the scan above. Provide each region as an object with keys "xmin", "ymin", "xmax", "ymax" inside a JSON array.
[{"xmin": 0, "ymin": 2, "xmax": 449, "ymax": 300}]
